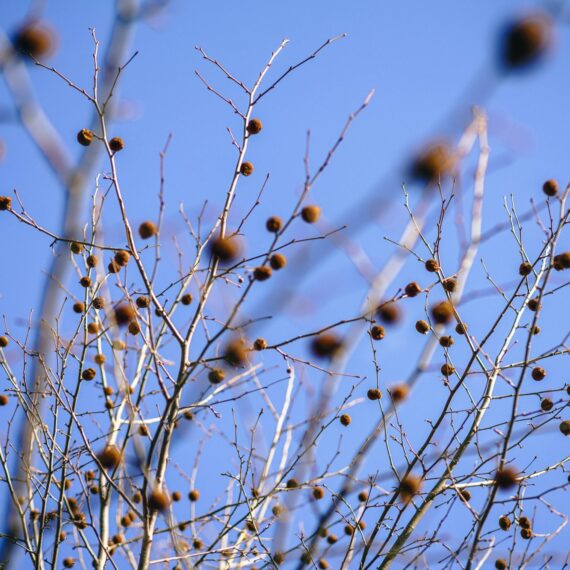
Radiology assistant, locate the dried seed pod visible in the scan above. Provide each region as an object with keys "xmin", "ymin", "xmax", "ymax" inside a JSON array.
[
  {"xmin": 86, "ymin": 254, "xmax": 99, "ymax": 268},
  {"xmin": 208, "ymin": 368, "xmax": 225, "ymax": 384},
  {"xmin": 77, "ymin": 129, "xmax": 94, "ymax": 146},
  {"xmin": 72, "ymin": 302, "xmax": 85, "ymax": 314},
  {"xmin": 495, "ymin": 559, "xmax": 507, "ymax": 570},
  {"xmin": 415, "ymin": 320, "xmax": 430, "ymax": 334},
  {"xmin": 127, "ymin": 321, "xmax": 140, "ymax": 335},
  {"xmin": 498, "ymin": 515, "xmax": 512, "ymax": 531},
  {"xmin": 70, "ymin": 242, "xmax": 84, "ymax": 254},
  {"xmin": 370, "ymin": 325, "xmax": 385, "ymax": 340},
  {"xmin": 439, "ymin": 335, "xmax": 454, "ymax": 348},
  {"xmin": 253, "ymin": 266, "xmax": 272, "ymax": 281},
  {"xmin": 81, "ymin": 368, "xmax": 96, "ymax": 381},
  {"xmin": 542, "ymin": 179, "xmax": 558, "ymax": 196},
  {"xmin": 410, "ymin": 142, "xmax": 455, "ymax": 184},
  {"xmin": 377, "ymin": 302, "xmax": 401, "ymax": 325},
  {"xmin": 327, "ymin": 534, "xmax": 338, "ymax": 544},
  {"xmin": 367, "ymin": 388, "xmax": 382, "ymax": 401},
  {"xmin": 519, "ymin": 262, "xmax": 532, "ymax": 276},
  {"xmin": 286, "ymin": 478, "xmax": 299, "ymax": 489},
  {"xmin": 114, "ymin": 250, "xmax": 130, "ymax": 266},
  {"xmin": 0, "ymin": 196, "xmax": 12, "ymax": 210},
  {"xmin": 0, "ymin": 336, "xmax": 7, "ymax": 348},
  {"xmin": 148, "ymin": 488, "xmax": 171, "ymax": 512},
  {"xmin": 518, "ymin": 516, "xmax": 531, "ymax": 529},
  {"xmin": 358, "ymin": 491, "xmax": 369, "ymax": 502},
  {"xmin": 405, "ymin": 282, "xmax": 422, "ymax": 297},
  {"xmin": 440, "ymin": 363, "xmax": 455, "ymax": 377},
  {"xmin": 209, "ymin": 236, "xmax": 241, "ymax": 263},
  {"xmin": 455, "ymin": 323, "xmax": 468, "ymax": 335},
  {"xmin": 560, "ymin": 420, "xmax": 570, "ymax": 436},
  {"xmin": 494, "ymin": 466, "xmax": 519, "ymax": 490},
  {"xmin": 79, "ymin": 276, "xmax": 92, "ymax": 288},
  {"xmin": 527, "ymin": 298, "xmax": 541, "ymax": 311},
  {"xmin": 431, "ymin": 301, "xmax": 454, "ymax": 324},
  {"xmin": 312, "ymin": 486, "xmax": 325, "ymax": 500},
  {"xmin": 97, "ymin": 445, "xmax": 122, "ymax": 469},
  {"xmin": 62, "ymin": 558, "xmax": 75, "ymax": 569},
  {"xmin": 188, "ymin": 489, "xmax": 200, "ymax": 502},
  {"xmin": 246, "ymin": 118, "xmax": 263, "ymax": 135},
  {"xmin": 138, "ymin": 221, "xmax": 157, "ymax": 240},
  {"xmin": 181, "ymin": 293, "xmax": 193, "ymax": 306},
  {"xmin": 266, "ymin": 216, "xmax": 283, "ymax": 233},
  {"xmin": 301, "ymin": 205, "xmax": 321, "ymax": 223},
  {"xmin": 520, "ymin": 527, "xmax": 532, "ymax": 540},
  {"xmin": 172, "ymin": 491, "xmax": 181, "ymax": 502},
  {"xmin": 399, "ymin": 475, "xmax": 422, "ymax": 502},
  {"xmin": 272, "ymin": 504, "xmax": 283, "ymax": 517},
  {"xmin": 240, "ymin": 162, "xmax": 254, "ymax": 176},
  {"xmin": 0, "ymin": 395, "xmax": 9, "ymax": 406},
  {"xmin": 224, "ymin": 338, "xmax": 248, "ymax": 366},
  {"xmin": 540, "ymin": 398, "xmax": 553, "ymax": 411},
  {"xmin": 270, "ymin": 253, "xmax": 287, "ymax": 270},
  {"xmin": 136, "ymin": 296, "xmax": 150, "ymax": 308},
  {"xmin": 253, "ymin": 338, "xmax": 267, "ymax": 351},
  {"xmin": 92, "ymin": 297, "xmax": 105, "ymax": 310},
  {"xmin": 310, "ymin": 333, "xmax": 342, "ymax": 359},
  {"xmin": 114, "ymin": 304, "xmax": 135, "ymax": 326},
  {"xmin": 442, "ymin": 278, "xmax": 457, "ymax": 292},
  {"xmin": 531, "ymin": 367, "xmax": 546, "ymax": 381},
  {"xmin": 339, "ymin": 414, "xmax": 351, "ymax": 426},
  {"xmin": 109, "ymin": 137, "xmax": 125, "ymax": 152},
  {"xmin": 425, "ymin": 259, "xmax": 440, "ymax": 272},
  {"xmin": 553, "ymin": 252, "xmax": 570, "ymax": 271},
  {"xmin": 87, "ymin": 322, "xmax": 99, "ymax": 334},
  {"xmin": 458, "ymin": 489, "xmax": 471, "ymax": 502},
  {"xmin": 13, "ymin": 22, "xmax": 55, "ymax": 59},
  {"xmin": 107, "ymin": 260, "xmax": 120, "ymax": 274},
  {"xmin": 389, "ymin": 384, "xmax": 409, "ymax": 403}
]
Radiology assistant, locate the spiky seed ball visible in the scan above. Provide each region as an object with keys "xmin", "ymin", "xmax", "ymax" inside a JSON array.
[
  {"xmin": 79, "ymin": 276, "xmax": 92, "ymax": 288},
  {"xmin": 370, "ymin": 325, "xmax": 385, "ymax": 340},
  {"xmin": 184, "ymin": 411, "xmax": 194, "ymax": 420},
  {"xmin": 97, "ymin": 445, "xmax": 122, "ymax": 469},
  {"xmin": 442, "ymin": 278, "xmax": 457, "ymax": 292},
  {"xmin": 246, "ymin": 118, "xmax": 263, "ymax": 134},
  {"xmin": 81, "ymin": 368, "xmax": 96, "ymax": 381},
  {"xmin": 91, "ymin": 297, "xmax": 104, "ymax": 310},
  {"xmin": 520, "ymin": 528, "xmax": 532, "ymax": 539},
  {"xmin": 367, "ymin": 388, "xmax": 382, "ymax": 400},
  {"xmin": 415, "ymin": 320, "xmax": 430, "ymax": 334},
  {"xmin": 270, "ymin": 253, "xmax": 287, "ymax": 270},
  {"xmin": 188, "ymin": 489, "xmax": 200, "ymax": 501},
  {"xmin": 399, "ymin": 475, "xmax": 422, "ymax": 502},
  {"xmin": 286, "ymin": 478, "xmax": 299, "ymax": 489},
  {"xmin": 344, "ymin": 524, "xmax": 355, "ymax": 536},
  {"xmin": 431, "ymin": 300, "xmax": 454, "ymax": 324},
  {"xmin": 531, "ymin": 326, "xmax": 541, "ymax": 335},
  {"xmin": 441, "ymin": 363, "xmax": 455, "ymax": 377},
  {"xmin": 127, "ymin": 321, "xmax": 140, "ymax": 336},
  {"xmin": 339, "ymin": 414, "xmax": 351, "ymax": 426},
  {"xmin": 439, "ymin": 335, "xmax": 454, "ymax": 347},
  {"xmin": 494, "ymin": 466, "xmax": 519, "ymax": 490},
  {"xmin": 170, "ymin": 491, "xmax": 181, "ymax": 502},
  {"xmin": 224, "ymin": 338, "xmax": 248, "ymax": 366},
  {"xmin": 358, "ymin": 491, "xmax": 369, "ymax": 502},
  {"xmin": 138, "ymin": 221, "xmax": 157, "ymax": 240},
  {"xmin": 377, "ymin": 302, "xmax": 401, "ymax": 325},
  {"xmin": 0, "ymin": 394, "xmax": 8, "ymax": 406},
  {"xmin": 253, "ymin": 266, "xmax": 272, "ymax": 281},
  {"xmin": 107, "ymin": 260, "xmax": 120, "ymax": 274},
  {"xmin": 518, "ymin": 516, "xmax": 531, "ymax": 529},
  {"xmin": 109, "ymin": 137, "xmax": 124, "ymax": 152},
  {"xmin": 76, "ymin": 129, "xmax": 94, "ymax": 147},
  {"xmin": 455, "ymin": 323, "xmax": 468, "ymax": 335},
  {"xmin": 209, "ymin": 236, "xmax": 240, "ymax": 263},
  {"xmin": 102, "ymin": 387, "xmax": 113, "ymax": 397},
  {"xmin": 70, "ymin": 242, "xmax": 84, "ymax": 254},
  {"xmin": 327, "ymin": 534, "xmax": 338, "ymax": 544},
  {"xmin": 138, "ymin": 424, "xmax": 149, "ymax": 436},
  {"xmin": 542, "ymin": 179, "xmax": 558, "ymax": 197},
  {"xmin": 553, "ymin": 252, "xmax": 570, "ymax": 271},
  {"xmin": 527, "ymin": 298, "xmax": 541, "ymax": 312},
  {"xmin": 499, "ymin": 14, "xmax": 552, "ymax": 70},
  {"xmin": 136, "ymin": 296, "xmax": 150, "ymax": 308},
  {"xmin": 114, "ymin": 304, "xmax": 135, "ymax": 326},
  {"xmin": 62, "ymin": 558, "xmax": 75, "ymax": 568},
  {"xmin": 531, "ymin": 367, "xmax": 546, "ymax": 381},
  {"xmin": 425, "ymin": 259, "xmax": 440, "ymax": 272},
  {"xmin": 310, "ymin": 333, "xmax": 342, "ymax": 359},
  {"xmin": 13, "ymin": 22, "xmax": 55, "ymax": 59},
  {"xmin": 405, "ymin": 282, "xmax": 422, "ymax": 297},
  {"xmin": 410, "ymin": 142, "xmax": 455, "ymax": 184},
  {"xmin": 519, "ymin": 262, "xmax": 532, "ymax": 276},
  {"xmin": 495, "ymin": 559, "xmax": 507, "ymax": 570},
  {"xmin": 273, "ymin": 552, "xmax": 285, "ymax": 565},
  {"xmin": 148, "ymin": 488, "xmax": 171, "ymax": 512},
  {"xmin": 560, "ymin": 420, "xmax": 570, "ymax": 436},
  {"xmin": 357, "ymin": 520, "xmax": 366, "ymax": 530},
  {"xmin": 498, "ymin": 515, "xmax": 512, "ymax": 531},
  {"xmin": 0, "ymin": 196, "xmax": 12, "ymax": 211},
  {"xmin": 301, "ymin": 205, "xmax": 321, "ymax": 223},
  {"xmin": 459, "ymin": 489, "xmax": 471, "ymax": 502},
  {"xmin": 240, "ymin": 162, "xmax": 254, "ymax": 176},
  {"xmin": 389, "ymin": 384, "xmax": 409, "ymax": 403},
  {"xmin": 312, "ymin": 486, "xmax": 324, "ymax": 500},
  {"xmin": 266, "ymin": 216, "xmax": 282, "ymax": 233},
  {"xmin": 208, "ymin": 368, "xmax": 225, "ymax": 384},
  {"xmin": 540, "ymin": 398, "xmax": 553, "ymax": 411},
  {"xmin": 318, "ymin": 559, "xmax": 329, "ymax": 570},
  {"xmin": 272, "ymin": 504, "xmax": 283, "ymax": 517},
  {"xmin": 72, "ymin": 302, "xmax": 85, "ymax": 314},
  {"xmin": 87, "ymin": 322, "xmax": 99, "ymax": 334},
  {"xmin": 114, "ymin": 250, "xmax": 130, "ymax": 266},
  {"xmin": 179, "ymin": 293, "xmax": 193, "ymax": 306},
  {"xmin": 85, "ymin": 255, "xmax": 98, "ymax": 268},
  {"xmin": 253, "ymin": 338, "xmax": 267, "ymax": 351}
]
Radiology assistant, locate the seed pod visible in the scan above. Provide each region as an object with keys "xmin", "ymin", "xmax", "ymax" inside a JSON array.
[
  {"xmin": 208, "ymin": 368, "xmax": 225, "ymax": 384},
  {"xmin": 410, "ymin": 142, "xmax": 455, "ymax": 184},
  {"xmin": 87, "ymin": 322, "xmax": 99, "ymax": 334},
  {"xmin": 77, "ymin": 129, "xmax": 94, "ymax": 146},
  {"xmin": 498, "ymin": 515, "xmax": 512, "ymax": 531},
  {"xmin": 519, "ymin": 262, "xmax": 532, "ymax": 276},
  {"xmin": 266, "ymin": 216, "xmax": 282, "ymax": 233},
  {"xmin": 209, "ymin": 236, "xmax": 240, "ymax": 263},
  {"xmin": 72, "ymin": 302, "xmax": 85, "ymax": 314},
  {"xmin": 136, "ymin": 296, "xmax": 150, "ymax": 308},
  {"xmin": 560, "ymin": 420, "xmax": 570, "ymax": 436},
  {"xmin": 553, "ymin": 252, "xmax": 570, "ymax": 271},
  {"xmin": 70, "ymin": 242, "xmax": 84, "ymax": 254},
  {"xmin": 327, "ymin": 534, "xmax": 338, "ymax": 544},
  {"xmin": 367, "ymin": 388, "xmax": 382, "ymax": 400},
  {"xmin": 494, "ymin": 466, "xmax": 519, "ymax": 489},
  {"xmin": 92, "ymin": 297, "xmax": 105, "ymax": 310},
  {"xmin": 107, "ymin": 260, "xmax": 120, "ymax": 274},
  {"xmin": 425, "ymin": 259, "xmax": 439, "ymax": 272},
  {"xmin": 310, "ymin": 333, "xmax": 342, "ymax": 359},
  {"xmin": 0, "ymin": 196, "xmax": 12, "ymax": 210},
  {"xmin": 358, "ymin": 491, "xmax": 369, "ymax": 502},
  {"xmin": 377, "ymin": 302, "xmax": 401, "ymax": 325},
  {"xmin": 389, "ymin": 384, "xmax": 409, "ymax": 403},
  {"xmin": 97, "ymin": 445, "xmax": 122, "ymax": 469},
  {"xmin": 442, "ymin": 278, "xmax": 457, "ymax": 292},
  {"xmin": 253, "ymin": 266, "xmax": 272, "ymax": 281},
  {"xmin": 370, "ymin": 325, "xmax": 385, "ymax": 340},
  {"xmin": 527, "ymin": 298, "xmax": 541, "ymax": 312},
  {"xmin": 455, "ymin": 323, "xmax": 468, "ymax": 335},
  {"xmin": 109, "ymin": 137, "xmax": 124, "ymax": 152},
  {"xmin": 286, "ymin": 478, "xmax": 299, "ymax": 489},
  {"xmin": 270, "ymin": 253, "xmax": 287, "ymax": 270},
  {"xmin": 81, "ymin": 368, "xmax": 96, "ymax": 381},
  {"xmin": 415, "ymin": 320, "xmax": 430, "ymax": 334},
  {"xmin": 240, "ymin": 162, "xmax": 254, "ymax": 176},
  {"xmin": 519, "ymin": 516, "xmax": 531, "ymax": 529},
  {"xmin": 405, "ymin": 282, "xmax": 422, "ymax": 297},
  {"xmin": 0, "ymin": 336, "xmax": 7, "ymax": 348},
  {"xmin": 399, "ymin": 475, "xmax": 421, "ymax": 502},
  {"xmin": 63, "ymin": 558, "xmax": 75, "ymax": 569},
  {"xmin": 520, "ymin": 527, "xmax": 532, "ymax": 540},
  {"xmin": 495, "ymin": 559, "xmax": 507, "ymax": 570},
  {"xmin": 253, "ymin": 338, "xmax": 267, "ymax": 351},
  {"xmin": 531, "ymin": 367, "xmax": 546, "ymax": 381},
  {"xmin": 246, "ymin": 118, "xmax": 263, "ymax": 135},
  {"xmin": 312, "ymin": 486, "xmax": 324, "ymax": 500},
  {"xmin": 339, "ymin": 414, "xmax": 351, "ymax": 426},
  {"xmin": 180, "ymin": 293, "xmax": 193, "ymax": 306},
  {"xmin": 542, "ymin": 179, "xmax": 558, "ymax": 196},
  {"xmin": 138, "ymin": 221, "xmax": 157, "ymax": 240},
  {"xmin": 540, "ymin": 398, "xmax": 553, "ymax": 411},
  {"xmin": 188, "ymin": 489, "xmax": 200, "ymax": 502},
  {"xmin": 318, "ymin": 559, "xmax": 329, "ymax": 569},
  {"xmin": 192, "ymin": 538, "xmax": 203, "ymax": 550},
  {"xmin": 114, "ymin": 304, "xmax": 135, "ymax": 326},
  {"xmin": 272, "ymin": 503, "xmax": 283, "ymax": 517},
  {"xmin": 440, "ymin": 363, "xmax": 455, "ymax": 376},
  {"xmin": 439, "ymin": 335, "xmax": 454, "ymax": 347},
  {"xmin": 301, "ymin": 205, "xmax": 321, "ymax": 224},
  {"xmin": 459, "ymin": 488, "xmax": 471, "ymax": 502},
  {"xmin": 431, "ymin": 301, "xmax": 454, "ymax": 324},
  {"xmin": 148, "ymin": 487, "xmax": 171, "ymax": 512},
  {"xmin": 114, "ymin": 250, "xmax": 130, "ymax": 266},
  {"xmin": 13, "ymin": 22, "xmax": 55, "ymax": 59},
  {"xmin": 79, "ymin": 276, "xmax": 92, "ymax": 288},
  {"xmin": 128, "ymin": 321, "xmax": 141, "ymax": 335},
  {"xmin": 0, "ymin": 394, "xmax": 9, "ymax": 406},
  {"xmin": 224, "ymin": 338, "xmax": 248, "ymax": 366}
]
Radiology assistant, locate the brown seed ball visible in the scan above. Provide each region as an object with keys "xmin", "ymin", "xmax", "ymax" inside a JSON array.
[
  {"xmin": 286, "ymin": 478, "xmax": 299, "ymax": 489},
  {"xmin": 224, "ymin": 338, "xmax": 248, "ymax": 366},
  {"xmin": 240, "ymin": 161, "xmax": 254, "ymax": 176},
  {"xmin": 455, "ymin": 323, "xmax": 468, "ymax": 335},
  {"xmin": 300, "ymin": 552, "xmax": 312, "ymax": 565},
  {"xmin": 494, "ymin": 466, "xmax": 519, "ymax": 490},
  {"xmin": 377, "ymin": 302, "xmax": 401, "ymax": 325},
  {"xmin": 209, "ymin": 236, "xmax": 241, "ymax": 264},
  {"xmin": 114, "ymin": 250, "xmax": 130, "ymax": 266},
  {"xmin": 92, "ymin": 297, "xmax": 105, "ymax": 310},
  {"xmin": 253, "ymin": 338, "xmax": 267, "ymax": 351},
  {"xmin": 266, "ymin": 216, "xmax": 283, "ymax": 233},
  {"xmin": 138, "ymin": 221, "xmax": 157, "ymax": 240},
  {"xmin": 72, "ymin": 302, "xmax": 85, "ymax": 314},
  {"xmin": 312, "ymin": 486, "xmax": 324, "ymax": 500},
  {"xmin": 500, "ymin": 14, "xmax": 552, "ymax": 70},
  {"xmin": 519, "ymin": 262, "xmax": 532, "ymax": 276},
  {"xmin": 425, "ymin": 259, "xmax": 440, "ymax": 272},
  {"xmin": 107, "ymin": 260, "xmax": 120, "ymax": 274},
  {"xmin": 208, "ymin": 368, "xmax": 225, "ymax": 384},
  {"xmin": 70, "ymin": 242, "xmax": 84, "ymax": 254},
  {"xmin": 188, "ymin": 489, "xmax": 200, "ymax": 502},
  {"xmin": 531, "ymin": 326, "xmax": 541, "ymax": 335},
  {"xmin": 87, "ymin": 322, "xmax": 99, "ymax": 334},
  {"xmin": 81, "ymin": 368, "xmax": 96, "ymax": 381},
  {"xmin": 76, "ymin": 129, "xmax": 94, "ymax": 147},
  {"xmin": 498, "ymin": 515, "xmax": 512, "ymax": 531},
  {"xmin": 431, "ymin": 300, "xmax": 454, "ymax": 324},
  {"xmin": 273, "ymin": 552, "xmax": 285, "ymax": 565},
  {"xmin": 0, "ymin": 196, "xmax": 12, "ymax": 211},
  {"xmin": 310, "ymin": 333, "xmax": 342, "ymax": 359},
  {"xmin": 114, "ymin": 304, "xmax": 135, "ymax": 326},
  {"xmin": 120, "ymin": 516, "xmax": 131, "ymax": 528},
  {"xmin": 246, "ymin": 118, "xmax": 263, "ymax": 135},
  {"xmin": 519, "ymin": 516, "xmax": 531, "ymax": 529},
  {"xmin": 97, "ymin": 445, "xmax": 122, "ymax": 469},
  {"xmin": 527, "ymin": 298, "xmax": 541, "ymax": 312},
  {"xmin": 357, "ymin": 520, "xmax": 366, "ymax": 530},
  {"xmin": 358, "ymin": 491, "xmax": 369, "ymax": 502},
  {"xmin": 192, "ymin": 538, "xmax": 203, "ymax": 550},
  {"xmin": 339, "ymin": 414, "xmax": 351, "ymax": 427},
  {"xmin": 301, "ymin": 205, "xmax": 321, "ymax": 224},
  {"xmin": 132, "ymin": 491, "xmax": 142, "ymax": 504},
  {"xmin": 138, "ymin": 424, "xmax": 149, "ymax": 436},
  {"xmin": 442, "ymin": 278, "xmax": 457, "ymax": 292},
  {"xmin": 559, "ymin": 420, "xmax": 570, "ymax": 436},
  {"xmin": 184, "ymin": 410, "xmax": 194, "ymax": 420},
  {"xmin": 13, "ymin": 22, "xmax": 55, "ymax": 59},
  {"xmin": 269, "ymin": 253, "xmax": 287, "ymax": 270},
  {"xmin": 272, "ymin": 504, "xmax": 283, "ymax": 517},
  {"xmin": 367, "ymin": 388, "xmax": 382, "ymax": 401},
  {"xmin": 318, "ymin": 559, "xmax": 329, "ymax": 570},
  {"xmin": 344, "ymin": 524, "xmax": 355, "ymax": 536},
  {"xmin": 540, "ymin": 398, "xmax": 553, "ymax": 412},
  {"xmin": 103, "ymin": 386, "xmax": 113, "ymax": 396},
  {"xmin": 136, "ymin": 296, "xmax": 150, "ymax": 308},
  {"xmin": 148, "ymin": 488, "xmax": 171, "ymax": 512},
  {"xmin": 531, "ymin": 367, "xmax": 546, "ymax": 381},
  {"xmin": 128, "ymin": 321, "xmax": 141, "ymax": 335},
  {"xmin": 63, "ymin": 558, "xmax": 75, "ymax": 568},
  {"xmin": 327, "ymin": 534, "xmax": 338, "ymax": 544},
  {"xmin": 542, "ymin": 179, "xmax": 558, "ymax": 197},
  {"xmin": 112, "ymin": 534, "xmax": 124, "ymax": 545},
  {"xmin": 495, "ymin": 559, "xmax": 507, "ymax": 570},
  {"xmin": 172, "ymin": 491, "xmax": 182, "ymax": 502},
  {"xmin": 520, "ymin": 527, "xmax": 532, "ymax": 540},
  {"xmin": 553, "ymin": 252, "xmax": 570, "ymax": 271},
  {"xmin": 389, "ymin": 384, "xmax": 409, "ymax": 403},
  {"xmin": 441, "ymin": 363, "xmax": 455, "ymax": 377},
  {"xmin": 439, "ymin": 335, "xmax": 454, "ymax": 348},
  {"xmin": 370, "ymin": 325, "xmax": 385, "ymax": 341},
  {"xmin": 0, "ymin": 395, "xmax": 9, "ymax": 406},
  {"xmin": 181, "ymin": 293, "xmax": 193, "ymax": 306},
  {"xmin": 459, "ymin": 489, "xmax": 471, "ymax": 502},
  {"xmin": 405, "ymin": 282, "xmax": 422, "ymax": 297},
  {"xmin": 410, "ymin": 142, "xmax": 455, "ymax": 184},
  {"xmin": 109, "ymin": 137, "xmax": 124, "ymax": 152},
  {"xmin": 253, "ymin": 266, "xmax": 272, "ymax": 281},
  {"xmin": 86, "ymin": 254, "xmax": 99, "ymax": 268},
  {"xmin": 415, "ymin": 320, "xmax": 430, "ymax": 334},
  {"xmin": 399, "ymin": 475, "xmax": 422, "ymax": 502},
  {"xmin": 79, "ymin": 276, "xmax": 92, "ymax": 288}
]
